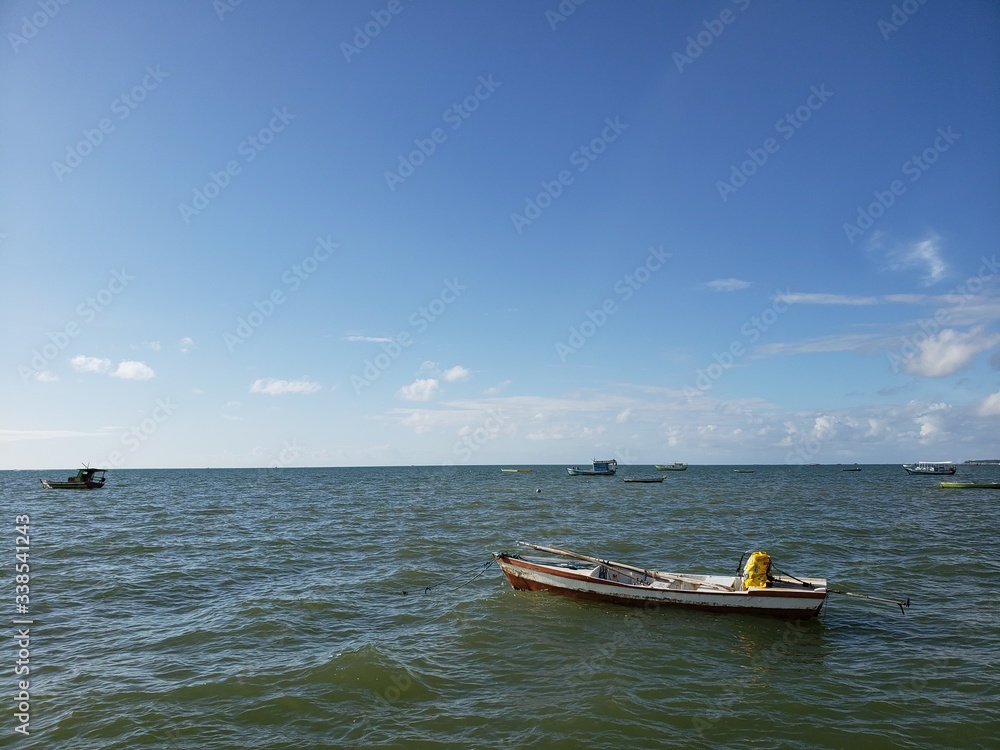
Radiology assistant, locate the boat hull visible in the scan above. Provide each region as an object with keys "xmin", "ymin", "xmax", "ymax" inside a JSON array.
[
  {"xmin": 940, "ymin": 482, "xmax": 1000, "ymax": 489},
  {"xmin": 903, "ymin": 463, "xmax": 956, "ymax": 475},
  {"xmin": 654, "ymin": 464, "xmax": 687, "ymax": 471},
  {"xmin": 40, "ymin": 479, "xmax": 105, "ymax": 490},
  {"xmin": 495, "ymin": 555, "xmax": 827, "ymax": 619}
]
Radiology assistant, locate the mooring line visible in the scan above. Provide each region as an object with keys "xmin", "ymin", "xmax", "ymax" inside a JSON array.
[{"xmin": 399, "ymin": 557, "xmax": 496, "ymax": 596}]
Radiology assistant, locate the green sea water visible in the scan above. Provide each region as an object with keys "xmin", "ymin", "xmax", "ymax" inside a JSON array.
[{"xmin": 4, "ymin": 464, "xmax": 999, "ymax": 749}]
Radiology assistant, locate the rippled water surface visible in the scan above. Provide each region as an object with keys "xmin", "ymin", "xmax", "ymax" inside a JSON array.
[{"xmin": 5, "ymin": 465, "xmax": 999, "ymax": 748}]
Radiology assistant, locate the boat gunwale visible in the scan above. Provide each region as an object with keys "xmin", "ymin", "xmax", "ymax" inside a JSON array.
[{"xmin": 495, "ymin": 554, "xmax": 827, "ymax": 601}]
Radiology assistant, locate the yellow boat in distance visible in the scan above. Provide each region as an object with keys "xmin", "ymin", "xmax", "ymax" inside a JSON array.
[
  {"xmin": 654, "ymin": 462, "xmax": 687, "ymax": 471},
  {"xmin": 939, "ymin": 481, "xmax": 1000, "ymax": 489}
]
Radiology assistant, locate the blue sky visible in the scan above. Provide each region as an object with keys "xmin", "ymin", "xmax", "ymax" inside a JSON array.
[{"xmin": 3, "ymin": 0, "xmax": 999, "ymax": 469}]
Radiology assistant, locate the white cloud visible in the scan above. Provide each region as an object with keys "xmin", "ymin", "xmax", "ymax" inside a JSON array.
[
  {"xmin": 442, "ymin": 365, "xmax": 471, "ymax": 382},
  {"xmin": 526, "ymin": 424, "xmax": 605, "ymax": 440},
  {"xmin": 400, "ymin": 411, "xmax": 436, "ymax": 433},
  {"xmin": 615, "ymin": 408, "xmax": 632, "ymax": 424},
  {"xmin": 70, "ymin": 355, "xmax": 112, "ymax": 373},
  {"xmin": 705, "ymin": 278, "xmax": 751, "ymax": 292},
  {"xmin": 905, "ymin": 236, "xmax": 948, "ymax": 285},
  {"xmin": 754, "ymin": 333, "xmax": 881, "ymax": 357},
  {"xmin": 112, "ymin": 361, "xmax": 156, "ymax": 380},
  {"xmin": 249, "ymin": 378, "xmax": 321, "ymax": 395},
  {"xmin": 812, "ymin": 415, "xmax": 837, "ymax": 440},
  {"xmin": 142, "ymin": 341, "xmax": 162, "ymax": 351},
  {"xmin": 484, "ymin": 380, "xmax": 512, "ymax": 395},
  {"xmin": 396, "ymin": 378, "xmax": 439, "ymax": 401},
  {"xmin": 877, "ymin": 234, "xmax": 948, "ymax": 286},
  {"xmin": 0, "ymin": 429, "xmax": 106, "ymax": 442},
  {"xmin": 977, "ymin": 391, "xmax": 1000, "ymax": 417},
  {"xmin": 35, "ymin": 371, "xmax": 59, "ymax": 382},
  {"xmin": 783, "ymin": 293, "xmax": 880, "ymax": 306},
  {"xmin": 902, "ymin": 328, "xmax": 1000, "ymax": 377},
  {"xmin": 178, "ymin": 337, "xmax": 194, "ymax": 353}
]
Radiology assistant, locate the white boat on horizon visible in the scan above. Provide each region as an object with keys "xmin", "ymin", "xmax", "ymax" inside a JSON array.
[
  {"xmin": 903, "ymin": 461, "xmax": 956, "ymax": 475},
  {"xmin": 567, "ymin": 459, "xmax": 617, "ymax": 476}
]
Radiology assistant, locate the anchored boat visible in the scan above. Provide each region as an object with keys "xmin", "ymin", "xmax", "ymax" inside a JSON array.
[
  {"xmin": 495, "ymin": 543, "xmax": 829, "ymax": 619},
  {"xmin": 40, "ymin": 467, "xmax": 107, "ymax": 490},
  {"xmin": 654, "ymin": 462, "xmax": 687, "ymax": 471},
  {"xmin": 939, "ymin": 481, "xmax": 1000, "ymax": 489},
  {"xmin": 903, "ymin": 461, "xmax": 956, "ymax": 475},
  {"xmin": 567, "ymin": 459, "xmax": 617, "ymax": 476}
]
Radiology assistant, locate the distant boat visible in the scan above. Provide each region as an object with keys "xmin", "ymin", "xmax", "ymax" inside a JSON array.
[
  {"xmin": 495, "ymin": 542, "xmax": 829, "ymax": 619},
  {"xmin": 842, "ymin": 467, "xmax": 861, "ymax": 472},
  {"xmin": 623, "ymin": 477, "xmax": 665, "ymax": 483},
  {"xmin": 501, "ymin": 468, "xmax": 533, "ymax": 473},
  {"xmin": 654, "ymin": 462, "xmax": 687, "ymax": 471},
  {"xmin": 567, "ymin": 459, "xmax": 617, "ymax": 476},
  {"xmin": 903, "ymin": 462, "xmax": 956, "ymax": 475},
  {"xmin": 40, "ymin": 467, "xmax": 107, "ymax": 490},
  {"xmin": 939, "ymin": 481, "xmax": 1000, "ymax": 489},
  {"xmin": 733, "ymin": 469, "xmax": 755, "ymax": 474}
]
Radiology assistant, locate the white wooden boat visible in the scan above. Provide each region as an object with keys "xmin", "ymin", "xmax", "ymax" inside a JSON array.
[{"xmin": 495, "ymin": 543, "xmax": 828, "ymax": 619}]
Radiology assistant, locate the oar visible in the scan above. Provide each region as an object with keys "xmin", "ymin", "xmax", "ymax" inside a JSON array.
[
  {"xmin": 516, "ymin": 542, "xmax": 734, "ymax": 591},
  {"xmin": 829, "ymin": 587, "xmax": 910, "ymax": 614}
]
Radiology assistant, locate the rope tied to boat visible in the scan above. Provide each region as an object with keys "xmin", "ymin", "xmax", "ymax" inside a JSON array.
[
  {"xmin": 398, "ymin": 557, "xmax": 497, "ymax": 596},
  {"xmin": 828, "ymin": 587, "xmax": 910, "ymax": 615}
]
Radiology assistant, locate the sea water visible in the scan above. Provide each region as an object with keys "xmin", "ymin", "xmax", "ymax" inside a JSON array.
[{"xmin": 3, "ymin": 464, "xmax": 999, "ymax": 748}]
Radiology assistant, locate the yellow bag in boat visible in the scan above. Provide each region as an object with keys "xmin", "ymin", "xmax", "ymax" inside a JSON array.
[{"xmin": 743, "ymin": 550, "xmax": 772, "ymax": 588}]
